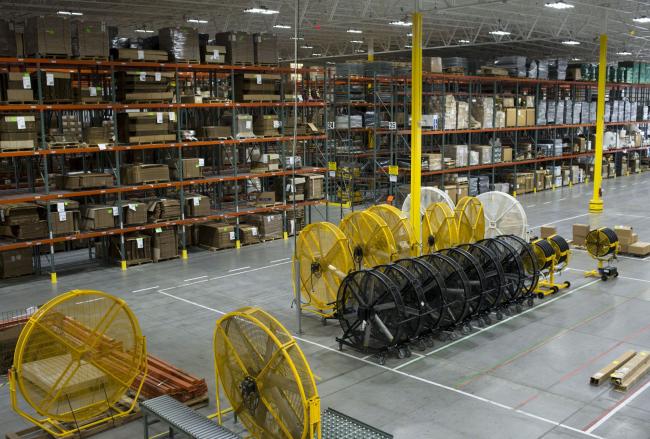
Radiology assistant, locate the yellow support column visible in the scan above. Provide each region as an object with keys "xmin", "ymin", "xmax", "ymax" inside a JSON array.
[
  {"xmin": 409, "ymin": 11, "xmax": 423, "ymax": 244},
  {"xmin": 589, "ymin": 34, "xmax": 607, "ymax": 213}
]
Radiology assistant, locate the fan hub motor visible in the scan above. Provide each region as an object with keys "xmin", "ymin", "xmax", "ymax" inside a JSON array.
[
  {"xmin": 357, "ymin": 304, "xmax": 374, "ymax": 321},
  {"xmin": 489, "ymin": 220, "xmax": 497, "ymax": 229},
  {"xmin": 310, "ymin": 261, "xmax": 323, "ymax": 277},
  {"xmin": 353, "ymin": 246, "xmax": 364, "ymax": 262},
  {"xmin": 239, "ymin": 376, "xmax": 260, "ymax": 412}
]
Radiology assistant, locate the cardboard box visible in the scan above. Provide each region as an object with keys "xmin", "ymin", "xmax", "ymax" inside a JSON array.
[
  {"xmin": 185, "ymin": 194, "xmax": 210, "ymax": 217},
  {"xmin": 0, "ymin": 203, "xmax": 41, "ymax": 226},
  {"xmin": 572, "ymin": 223, "xmax": 590, "ymax": 246},
  {"xmin": 256, "ymin": 192, "xmax": 276, "ymax": 205},
  {"xmin": 198, "ymin": 222, "xmax": 236, "ymax": 249},
  {"xmin": 253, "ymin": 33, "xmax": 278, "ymax": 65},
  {"xmin": 169, "ymin": 158, "xmax": 204, "ymax": 180},
  {"xmin": 245, "ymin": 213, "xmax": 283, "ymax": 239},
  {"xmin": 120, "ymin": 201, "xmax": 148, "ymax": 226},
  {"xmin": 202, "ymin": 126, "xmax": 231, "ymax": 138},
  {"xmin": 238, "ymin": 223, "xmax": 261, "ymax": 245},
  {"xmin": 0, "ymin": 247, "xmax": 33, "ymax": 279},
  {"xmin": 628, "ymin": 241, "xmax": 650, "ymax": 256},
  {"xmin": 0, "ymin": 221, "xmax": 48, "ymax": 240},
  {"xmin": 540, "ymin": 226, "xmax": 557, "ymax": 239},
  {"xmin": 81, "ymin": 205, "xmax": 117, "ymax": 230},
  {"xmin": 122, "ymin": 164, "xmax": 170, "ymax": 185},
  {"xmin": 505, "ymin": 108, "xmax": 517, "ymax": 127},
  {"xmin": 146, "ymin": 198, "xmax": 181, "ymax": 221},
  {"xmin": 203, "ymin": 45, "xmax": 227, "ymax": 64},
  {"xmin": 146, "ymin": 227, "xmax": 179, "ymax": 262},
  {"xmin": 502, "ymin": 147, "xmax": 513, "ymax": 162},
  {"xmin": 301, "ymin": 173, "xmax": 324, "ymax": 200},
  {"xmin": 72, "ymin": 21, "xmax": 108, "ymax": 59},
  {"xmin": 24, "ymin": 16, "xmax": 72, "ymax": 56},
  {"xmin": 110, "ymin": 234, "xmax": 152, "ymax": 265},
  {"xmin": 159, "ymin": 27, "xmax": 200, "ymax": 62},
  {"xmin": 214, "ymin": 31, "xmax": 254, "ymax": 65},
  {"xmin": 526, "ymin": 108, "xmax": 536, "ymax": 126},
  {"xmin": 49, "ymin": 210, "xmax": 79, "ymax": 235},
  {"xmin": 55, "ymin": 172, "xmax": 114, "ymax": 189}
]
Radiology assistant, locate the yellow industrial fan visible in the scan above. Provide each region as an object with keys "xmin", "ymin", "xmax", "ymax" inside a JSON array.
[
  {"xmin": 533, "ymin": 235, "xmax": 571, "ymax": 298},
  {"xmin": 585, "ymin": 227, "xmax": 619, "ymax": 281},
  {"xmin": 423, "ymin": 202, "xmax": 459, "ymax": 253},
  {"xmin": 294, "ymin": 222, "xmax": 354, "ymax": 318},
  {"xmin": 213, "ymin": 306, "xmax": 321, "ymax": 439},
  {"xmin": 368, "ymin": 204, "xmax": 418, "ymax": 259},
  {"xmin": 455, "ymin": 196, "xmax": 485, "ymax": 244},
  {"xmin": 9, "ymin": 290, "xmax": 147, "ymax": 437},
  {"xmin": 339, "ymin": 210, "xmax": 397, "ymax": 268}
]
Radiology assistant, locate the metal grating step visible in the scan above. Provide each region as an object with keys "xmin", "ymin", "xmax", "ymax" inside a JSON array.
[{"xmin": 321, "ymin": 407, "xmax": 393, "ymax": 439}]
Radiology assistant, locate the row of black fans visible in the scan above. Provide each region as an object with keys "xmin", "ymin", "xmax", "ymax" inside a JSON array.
[{"xmin": 335, "ymin": 235, "xmax": 540, "ymax": 362}]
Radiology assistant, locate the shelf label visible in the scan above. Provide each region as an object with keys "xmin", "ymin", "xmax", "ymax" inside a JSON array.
[
  {"xmin": 389, "ymin": 175, "xmax": 397, "ymax": 183},
  {"xmin": 328, "ymin": 161, "xmax": 336, "ymax": 177},
  {"xmin": 156, "ymin": 112, "xmax": 164, "ymax": 124},
  {"xmin": 245, "ymin": 120, "xmax": 252, "ymax": 129},
  {"xmin": 155, "ymin": 71, "xmax": 161, "ymax": 82},
  {"xmin": 327, "ymin": 121, "xmax": 336, "ymax": 130},
  {"xmin": 168, "ymin": 111, "xmax": 176, "ymax": 121},
  {"xmin": 155, "ymin": 227, "xmax": 163, "ymax": 233},
  {"xmin": 136, "ymin": 237, "xmax": 144, "ymax": 248},
  {"xmin": 198, "ymin": 158, "xmax": 205, "ymax": 166},
  {"xmin": 98, "ymin": 143, "xmax": 107, "ymax": 150},
  {"xmin": 46, "ymin": 73, "xmax": 54, "ymax": 86},
  {"xmin": 137, "ymin": 50, "xmax": 145, "ymax": 60},
  {"xmin": 22, "ymin": 73, "xmax": 31, "ymax": 89},
  {"xmin": 252, "ymin": 227, "xmax": 258, "ymax": 236},
  {"xmin": 112, "ymin": 206, "xmax": 119, "ymax": 216},
  {"xmin": 229, "ymin": 231, "xmax": 236, "ymax": 240},
  {"xmin": 388, "ymin": 165, "xmax": 398, "ymax": 182},
  {"xmin": 16, "ymin": 116, "xmax": 26, "ymax": 130},
  {"xmin": 193, "ymin": 197, "xmax": 200, "ymax": 206},
  {"xmin": 129, "ymin": 203, "xmax": 136, "ymax": 211},
  {"xmin": 139, "ymin": 71, "xmax": 147, "ymax": 81},
  {"xmin": 273, "ymin": 120, "xmax": 281, "ymax": 128},
  {"xmin": 213, "ymin": 49, "xmax": 219, "ymax": 59},
  {"xmin": 256, "ymin": 74, "xmax": 262, "ymax": 84},
  {"xmin": 89, "ymin": 86, "xmax": 97, "ymax": 96},
  {"xmin": 58, "ymin": 211, "xmax": 67, "ymax": 222},
  {"xmin": 388, "ymin": 121, "xmax": 397, "ymax": 130},
  {"xmin": 57, "ymin": 202, "xmax": 65, "ymax": 212}
]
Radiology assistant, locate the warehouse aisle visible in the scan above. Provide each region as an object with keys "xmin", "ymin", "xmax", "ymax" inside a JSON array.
[{"xmin": 2, "ymin": 174, "xmax": 650, "ymax": 439}]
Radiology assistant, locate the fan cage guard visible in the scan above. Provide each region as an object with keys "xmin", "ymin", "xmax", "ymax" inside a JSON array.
[
  {"xmin": 497, "ymin": 235, "xmax": 540, "ymax": 298},
  {"xmin": 478, "ymin": 238, "xmax": 527, "ymax": 304},
  {"xmin": 477, "ymin": 191, "xmax": 529, "ymax": 240},
  {"xmin": 9, "ymin": 290, "xmax": 147, "ymax": 438},
  {"xmin": 455, "ymin": 196, "xmax": 486, "ymax": 244},
  {"xmin": 533, "ymin": 239, "xmax": 556, "ymax": 272},
  {"xmin": 213, "ymin": 307, "xmax": 320, "ymax": 439},
  {"xmin": 586, "ymin": 228, "xmax": 619, "ymax": 259},
  {"xmin": 439, "ymin": 247, "xmax": 488, "ymax": 318},
  {"xmin": 424, "ymin": 202, "xmax": 459, "ymax": 254},
  {"xmin": 548, "ymin": 234, "xmax": 571, "ymax": 268},
  {"xmin": 295, "ymin": 222, "xmax": 354, "ymax": 318},
  {"xmin": 340, "ymin": 210, "xmax": 397, "ymax": 269},
  {"xmin": 368, "ymin": 204, "xmax": 418, "ymax": 259},
  {"xmin": 457, "ymin": 243, "xmax": 507, "ymax": 310}
]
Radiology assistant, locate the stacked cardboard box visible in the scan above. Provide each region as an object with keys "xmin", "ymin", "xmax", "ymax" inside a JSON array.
[
  {"xmin": 423, "ymin": 153, "xmax": 442, "ymax": 171},
  {"xmin": 146, "ymin": 227, "xmax": 179, "ymax": 262},
  {"xmin": 117, "ymin": 112, "xmax": 176, "ymax": 144},
  {"xmin": 234, "ymin": 74, "xmax": 281, "ymax": 101},
  {"xmin": 37, "ymin": 199, "xmax": 80, "ymax": 235},
  {"xmin": 245, "ymin": 213, "xmax": 283, "ymax": 239},
  {"xmin": 24, "ymin": 16, "xmax": 72, "ymax": 57},
  {"xmin": 169, "ymin": 158, "xmax": 204, "ymax": 180},
  {"xmin": 83, "ymin": 126, "xmax": 111, "ymax": 145},
  {"xmin": 116, "ymin": 71, "xmax": 174, "ymax": 102},
  {"xmin": 202, "ymin": 44, "xmax": 227, "ymax": 64},
  {"xmin": 202, "ymin": 126, "xmax": 231, "ymax": 139},
  {"xmin": 77, "ymin": 83, "xmax": 108, "ymax": 103},
  {"xmin": 0, "ymin": 245, "xmax": 33, "ymax": 278},
  {"xmin": 286, "ymin": 208, "xmax": 305, "ymax": 236},
  {"xmin": 122, "ymin": 164, "xmax": 170, "ymax": 184},
  {"xmin": 540, "ymin": 226, "xmax": 557, "ymax": 239},
  {"xmin": 49, "ymin": 114, "xmax": 82, "ymax": 143},
  {"xmin": 55, "ymin": 172, "xmax": 114, "ymax": 190},
  {"xmin": 0, "ymin": 115, "xmax": 38, "ymax": 151},
  {"xmin": 252, "ymin": 153, "xmax": 280, "ymax": 173},
  {"xmin": 276, "ymin": 176, "xmax": 305, "ymax": 202},
  {"xmin": 234, "ymin": 114, "xmax": 255, "ymax": 138},
  {"xmin": 0, "ymin": 203, "xmax": 48, "ymax": 240},
  {"xmin": 572, "ymin": 223, "xmax": 590, "ymax": 246},
  {"xmin": 72, "ymin": 21, "xmax": 109, "ymax": 59},
  {"xmin": 198, "ymin": 222, "xmax": 236, "ymax": 249},
  {"xmin": 214, "ymin": 32, "xmax": 254, "ymax": 65},
  {"xmin": 254, "ymin": 114, "xmax": 281, "ymax": 137},
  {"xmin": 444, "ymin": 145, "xmax": 468, "ymax": 168},
  {"xmin": 119, "ymin": 201, "xmax": 148, "ymax": 226},
  {"xmin": 615, "ymin": 226, "xmax": 638, "ymax": 253},
  {"xmin": 32, "ymin": 72, "xmax": 73, "ymax": 102},
  {"xmin": 81, "ymin": 205, "xmax": 117, "ymax": 230},
  {"xmin": 159, "ymin": 27, "xmax": 200, "ymax": 63},
  {"xmin": 253, "ymin": 34, "xmax": 278, "ymax": 65},
  {"xmin": 301, "ymin": 173, "xmax": 324, "ymax": 200},
  {"xmin": 184, "ymin": 194, "xmax": 210, "ymax": 217},
  {"xmin": 114, "ymin": 48, "xmax": 168, "ymax": 62},
  {"xmin": 0, "ymin": 20, "xmax": 17, "ymax": 57},
  {"xmin": 146, "ymin": 198, "xmax": 181, "ymax": 222},
  {"xmin": 110, "ymin": 234, "xmax": 152, "ymax": 265},
  {"xmin": 3, "ymin": 72, "xmax": 34, "ymax": 102},
  {"xmin": 237, "ymin": 223, "xmax": 260, "ymax": 245}
]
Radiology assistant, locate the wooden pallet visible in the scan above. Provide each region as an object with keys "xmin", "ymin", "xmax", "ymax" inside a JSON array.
[
  {"xmin": 0, "ymin": 101, "xmax": 38, "ymax": 105},
  {"xmin": 124, "ymin": 258, "xmax": 153, "ymax": 267},
  {"xmin": 0, "ymin": 146, "xmax": 35, "ymax": 152},
  {"xmin": 612, "ymin": 352, "xmax": 650, "ymax": 392},
  {"xmin": 153, "ymin": 255, "xmax": 180, "ymax": 263},
  {"xmin": 26, "ymin": 53, "xmax": 71, "ymax": 59},
  {"xmin": 199, "ymin": 244, "xmax": 236, "ymax": 252},
  {"xmin": 49, "ymin": 143, "xmax": 80, "ymax": 150},
  {"xmin": 75, "ymin": 56, "xmax": 109, "ymax": 61}
]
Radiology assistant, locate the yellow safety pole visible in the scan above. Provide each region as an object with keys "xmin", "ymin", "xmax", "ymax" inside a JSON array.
[
  {"xmin": 409, "ymin": 11, "xmax": 423, "ymax": 244},
  {"xmin": 367, "ymin": 37, "xmax": 374, "ymax": 61},
  {"xmin": 589, "ymin": 34, "xmax": 607, "ymax": 213}
]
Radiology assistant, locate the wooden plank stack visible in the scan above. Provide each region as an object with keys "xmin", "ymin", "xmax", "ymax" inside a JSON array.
[
  {"xmin": 131, "ymin": 354, "xmax": 208, "ymax": 402},
  {"xmin": 590, "ymin": 350, "xmax": 650, "ymax": 391}
]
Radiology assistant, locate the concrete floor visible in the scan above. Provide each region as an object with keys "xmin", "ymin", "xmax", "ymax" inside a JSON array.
[{"xmin": 2, "ymin": 174, "xmax": 650, "ymax": 439}]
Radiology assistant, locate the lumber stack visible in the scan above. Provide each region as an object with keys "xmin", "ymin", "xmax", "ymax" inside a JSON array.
[
  {"xmin": 590, "ymin": 350, "xmax": 650, "ymax": 391},
  {"xmin": 131, "ymin": 354, "xmax": 209, "ymax": 402}
]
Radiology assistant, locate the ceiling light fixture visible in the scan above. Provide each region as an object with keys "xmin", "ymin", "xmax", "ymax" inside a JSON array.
[
  {"xmin": 489, "ymin": 30, "xmax": 511, "ymax": 36},
  {"xmin": 571, "ymin": 57, "xmax": 582, "ymax": 61},
  {"xmin": 633, "ymin": 16, "xmax": 650, "ymax": 23},
  {"xmin": 544, "ymin": 1, "xmax": 574, "ymax": 9},
  {"xmin": 135, "ymin": 29, "xmax": 155, "ymax": 33},
  {"xmin": 347, "ymin": 29, "xmax": 362, "ymax": 34},
  {"xmin": 350, "ymin": 40, "xmax": 364, "ymax": 44},
  {"xmin": 312, "ymin": 53, "xmax": 322, "ymax": 56},
  {"xmin": 300, "ymin": 45, "xmax": 313, "ymax": 49},
  {"xmin": 187, "ymin": 18, "xmax": 208, "ymax": 24},
  {"xmin": 407, "ymin": 33, "xmax": 413, "ymax": 37},
  {"xmin": 244, "ymin": 7, "xmax": 279, "ymax": 15},
  {"xmin": 562, "ymin": 40, "xmax": 580, "ymax": 45},
  {"xmin": 405, "ymin": 44, "xmax": 412, "ymax": 48},
  {"xmin": 273, "ymin": 24, "xmax": 291, "ymax": 29},
  {"xmin": 355, "ymin": 49, "xmax": 366, "ymax": 53},
  {"xmin": 458, "ymin": 39, "xmax": 470, "ymax": 43},
  {"xmin": 617, "ymin": 51, "xmax": 632, "ymax": 55},
  {"xmin": 57, "ymin": 10, "xmax": 83, "ymax": 15},
  {"xmin": 290, "ymin": 36, "xmax": 304, "ymax": 40},
  {"xmin": 389, "ymin": 20, "xmax": 412, "ymax": 27}
]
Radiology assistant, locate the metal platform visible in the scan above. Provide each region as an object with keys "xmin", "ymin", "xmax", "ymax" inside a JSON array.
[
  {"xmin": 322, "ymin": 408, "xmax": 393, "ymax": 439},
  {"xmin": 140, "ymin": 395, "xmax": 240, "ymax": 439}
]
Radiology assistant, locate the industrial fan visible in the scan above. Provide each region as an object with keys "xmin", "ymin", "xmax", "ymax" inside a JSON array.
[
  {"xmin": 455, "ymin": 196, "xmax": 486, "ymax": 244},
  {"xmin": 401, "ymin": 186, "xmax": 455, "ymax": 218},
  {"xmin": 339, "ymin": 210, "xmax": 397, "ymax": 268},
  {"xmin": 534, "ymin": 234, "xmax": 571, "ymax": 297},
  {"xmin": 497, "ymin": 235, "xmax": 540, "ymax": 306},
  {"xmin": 439, "ymin": 247, "xmax": 487, "ymax": 324},
  {"xmin": 423, "ymin": 202, "xmax": 459, "ymax": 254},
  {"xmin": 213, "ymin": 306, "xmax": 320, "ymax": 439},
  {"xmin": 10, "ymin": 290, "xmax": 147, "ymax": 437},
  {"xmin": 585, "ymin": 227, "xmax": 619, "ymax": 281},
  {"xmin": 368, "ymin": 204, "xmax": 418, "ymax": 259},
  {"xmin": 477, "ymin": 191, "xmax": 529, "ymax": 239},
  {"xmin": 478, "ymin": 238, "xmax": 526, "ymax": 310},
  {"xmin": 336, "ymin": 269, "xmax": 412, "ymax": 363},
  {"xmin": 295, "ymin": 222, "xmax": 354, "ymax": 318}
]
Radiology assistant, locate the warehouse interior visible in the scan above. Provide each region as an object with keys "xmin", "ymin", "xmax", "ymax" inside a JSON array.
[{"xmin": 2, "ymin": 0, "xmax": 650, "ymax": 438}]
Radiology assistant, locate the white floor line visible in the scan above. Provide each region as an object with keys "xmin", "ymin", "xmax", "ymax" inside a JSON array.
[
  {"xmin": 527, "ymin": 204, "xmax": 536, "ymax": 208},
  {"xmin": 270, "ymin": 257, "xmax": 291, "ymax": 263},
  {"xmin": 183, "ymin": 276, "xmax": 207, "ymax": 282},
  {"xmin": 585, "ymin": 380, "xmax": 650, "ymax": 434},
  {"xmin": 530, "ymin": 213, "xmax": 590, "ymax": 229},
  {"xmin": 615, "ymin": 213, "xmax": 649, "ymax": 219},
  {"xmin": 156, "ymin": 288, "xmax": 603, "ymax": 439},
  {"xmin": 543, "ymin": 201, "xmax": 552, "ymax": 205},
  {"xmin": 559, "ymin": 198, "xmax": 567, "ymax": 201},
  {"xmin": 393, "ymin": 279, "xmax": 600, "ymax": 371},
  {"xmin": 75, "ymin": 297, "xmax": 104, "ymax": 305},
  {"xmin": 228, "ymin": 266, "xmax": 251, "ymax": 272},
  {"xmin": 208, "ymin": 261, "xmax": 291, "ymax": 281},
  {"xmin": 132, "ymin": 286, "xmax": 159, "ymax": 293},
  {"xmin": 159, "ymin": 278, "xmax": 209, "ymax": 292}
]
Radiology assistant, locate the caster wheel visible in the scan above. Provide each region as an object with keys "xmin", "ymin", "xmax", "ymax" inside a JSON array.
[
  {"xmin": 483, "ymin": 315, "xmax": 492, "ymax": 326},
  {"xmin": 477, "ymin": 318, "xmax": 486, "ymax": 328},
  {"xmin": 338, "ymin": 342, "xmax": 343, "ymax": 351},
  {"xmin": 602, "ymin": 275, "xmax": 608, "ymax": 281},
  {"xmin": 527, "ymin": 298, "xmax": 535, "ymax": 307},
  {"xmin": 438, "ymin": 333, "xmax": 449, "ymax": 342},
  {"xmin": 564, "ymin": 281, "xmax": 571, "ymax": 288},
  {"xmin": 614, "ymin": 271, "xmax": 619, "ymax": 278},
  {"xmin": 460, "ymin": 325, "xmax": 469, "ymax": 335},
  {"xmin": 378, "ymin": 356, "xmax": 386, "ymax": 366},
  {"xmin": 416, "ymin": 339, "xmax": 426, "ymax": 351},
  {"xmin": 448, "ymin": 332, "xmax": 457, "ymax": 341},
  {"xmin": 552, "ymin": 286, "xmax": 559, "ymax": 294},
  {"xmin": 397, "ymin": 348, "xmax": 407, "ymax": 359},
  {"xmin": 425, "ymin": 337, "xmax": 435, "ymax": 348},
  {"xmin": 504, "ymin": 307, "xmax": 512, "ymax": 316},
  {"xmin": 405, "ymin": 348, "xmax": 412, "ymax": 358},
  {"xmin": 537, "ymin": 293, "xmax": 545, "ymax": 300},
  {"xmin": 496, "ymin": 311, "xmax": 504, "ymax": 321}
]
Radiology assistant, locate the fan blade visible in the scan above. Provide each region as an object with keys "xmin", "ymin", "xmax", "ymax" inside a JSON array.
[
  {"xmin": 373, "ymin": 314, "xmax": 394, "ymax": 342},
  {"xmin": 373, "ymin": 302, "xmax": 397, "ymax": 312},
  {"xmin": 363, "ymin": 322, "xmax": 372, "ymax": 347},
  {"xmin": 327, "ymin": 264, "xmax": 348, "ymax": 279}
]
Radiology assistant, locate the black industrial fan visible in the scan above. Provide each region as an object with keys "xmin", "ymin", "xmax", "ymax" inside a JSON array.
[
  {"xmin": 585, "ymin": 227, "xmax": 619, "ymax": 281},
  {"xmin": 497, "ymin": 235, "xmax": 540, "ymax": 306},
  {"xmin": 438, "ymin": 247, "xmax": 487, "ymax": 325},
  {"xmin": 478, "ymin": 238, "xmax": 526, "ymax": 310},
  {"xmin": 336, "ymin": 269, "xmax": 412, "ymax": 363},
  {"xmin": 419, "ymin": 253, "xmax": 471, "ymax": 335},
  {"xmin": 394, "ymin": 258, "xmax": 446, "ymax": 344},
  {"xmin": 457, "ymin": 242, "xmax": 506, "ymax": 322}
]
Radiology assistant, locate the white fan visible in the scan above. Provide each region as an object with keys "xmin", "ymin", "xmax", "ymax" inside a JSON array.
[
  {"xmin": 477, "ymin": 191, "xmax": 528, "ymax": 239},
  {"xmin": 401, "ymin": 186, "xmax": 455, "ymax": 218}
]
